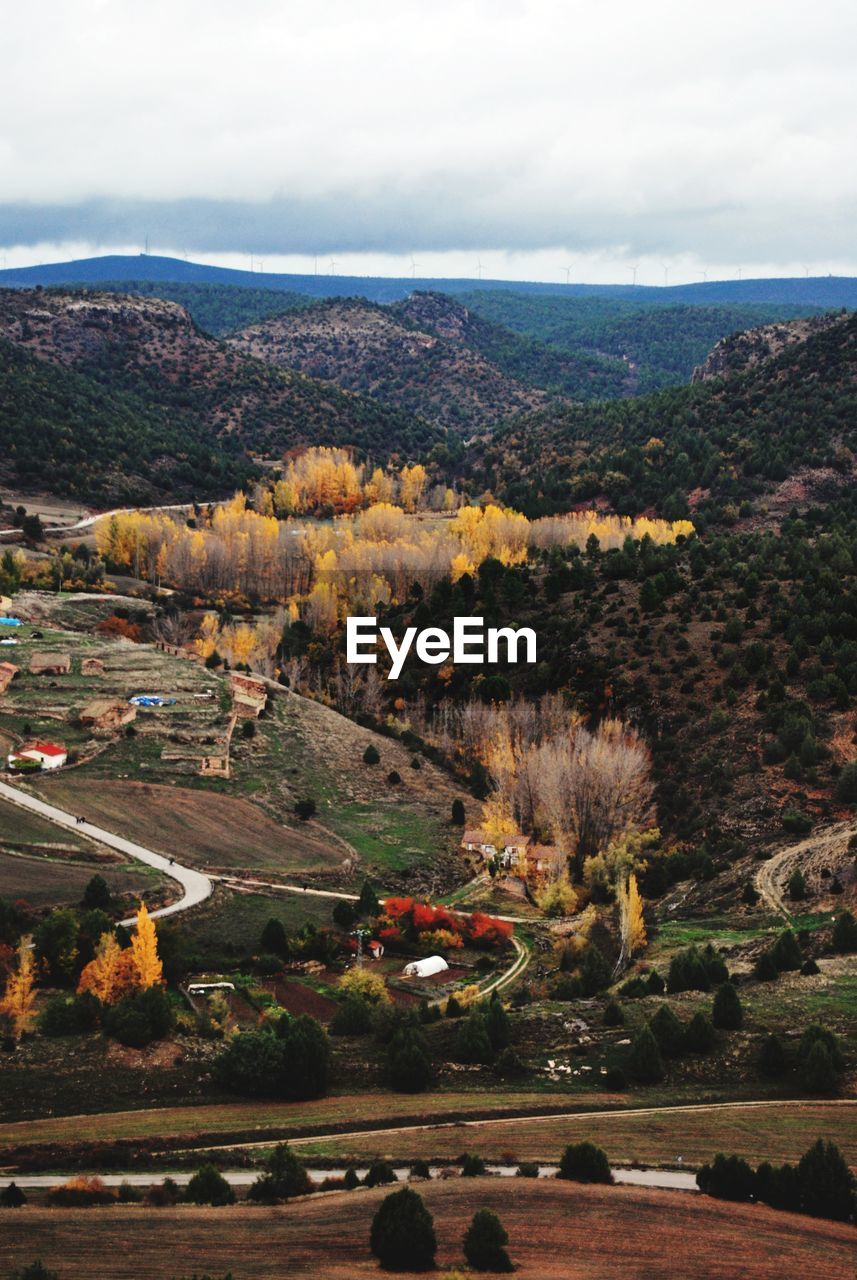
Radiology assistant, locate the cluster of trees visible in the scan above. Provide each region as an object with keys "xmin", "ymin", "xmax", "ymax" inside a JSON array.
[
  {"xmin": 697, "ymin": 1139, "xmax": 855, "ymax": 1223},
  {"xmin": 257, "ymin": 449, "xmax": 440, "ymax": 517},
  {"xmin": 378, "ymin": 897, "xmax": 513, "ymax": 952},
  {"xmin": 214, "ymin": 1013, "xmax": 330, "ymax": 1099},
  {"xmin": 370, "ymin": 1185, "xmax": 514, "ymax": 1273}
]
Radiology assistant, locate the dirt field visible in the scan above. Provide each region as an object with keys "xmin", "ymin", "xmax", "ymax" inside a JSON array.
[
  {"xmin": 2, "ymin": 1181, "xmax": 853, "ymax": 1279},
  {"xmin": 0, "ymin": 849, "xmax": 162, "ymax": 909},
  {"xmin": 34, "ymin": 776, "xmax": 345, "ymax": 875}
]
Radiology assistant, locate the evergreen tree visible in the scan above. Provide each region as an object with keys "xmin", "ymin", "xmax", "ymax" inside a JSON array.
[
  {"xmin": 772, "ymin": 930, "xmax": 802, "ymax": 971},
  {"xmin": 558, "ymin": 1141, "xmax": 613, "ymax": 1184},
  {"xmin": 787, "ymin": 868, "xmax": 807, "ymax": 901},
  {"xmin": 603, "ymin": 999, "xmax": 625, "ymax": 1026},
  {"xmin": 260, "ymin": 917, "xmax": 289, "ymax": 957},
  {"xmin": 276, "ymin": 1014, "xmax": 331, "ymax": 1099},
  {"xmin": 463, "ymin": 1209, "xmax": 514, "ymax": 1272},
  {"xmin": 758, "ymin": 1033, "xmax": 787, "ymax": 1078},
  {"xmin": 184, "ymin": 1164, "xmax": 235, "ymax": 1206},
  {"xmin": 800, "ymin": 1040, "xmax": 838, "ymax": 1094},
  {"xmin": 388, "ymin": 1027, "xmax": 433, "ymax": 1093},
  {"xmin": 80, "ymin": 874, "xmax": 112, "ymax": 912},
  {"xmin": 247, "ymin": 1143, "xmax": 310, "ymax": 1203},
  {"xmin": 649, "ymin": 1005, "xmax": 685, "ymax": 1057},
  {"xmin": 484, "ymin": 995, "xmax": 511, "ymax": 1052},
  {"xmin": 579, "ymin": 944, "xmax": 612, "ymax": 996},
  {"xmin": 832, "ymin": 910, "xmax": 857, "ymax": 953},
  {"xmin": 358, "ymin": 880, "xmax": 381, "ymax": 917},
  {"xmin": 369, "ymin": 1188, "xmax": 437, "ymax": 1271},
  {"xmin": 796, "ymin": 1139, "xmax": 856, "ymax": 1222},
  {"xmin": 0, "ymin": 1181, "xmax": 27, "ymax": 1208},
  {"xmin": 629, "ymin": 1025, "xmax": 664, "ymax": 1083},
  {"xmin": 451, "ymin": 798, "xmax": 466, "ymax": 826},
  {"xmin": 455, "ymin": 1011, "xmax": 494, "ymax": 1064},
  {"xmin": 712, "ymin": 981, "xmax": 743, "ymax": 1030},
  {"xmin": 683, "ymin": 1011, "xmax": 716, "ymax": 1053}
]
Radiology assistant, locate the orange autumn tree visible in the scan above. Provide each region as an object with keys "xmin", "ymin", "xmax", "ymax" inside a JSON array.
[
  {"xmin": 0, "ymin": 940, "xmax": 37, "ymax": 1040},
  {"xmin": 78, "ymin": 904, "xmax": 163, "ymax": 1004}
]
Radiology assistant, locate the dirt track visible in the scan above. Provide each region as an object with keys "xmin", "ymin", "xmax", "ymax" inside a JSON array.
[{"xmin": 754, "ymin": 816, "xmax": 857, "ymax": 918}]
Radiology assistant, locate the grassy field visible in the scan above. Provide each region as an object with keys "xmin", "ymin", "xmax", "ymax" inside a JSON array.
[
  {"xmin": 3, "ymin": 1182, "xmax": 854, "ymax": 1279},
  {"xmin": 0, "ymin": 795, "xmax": 92, "ymax": 849},
  {"xmin": 0, "ymin": 1095, "xmax": 852, "ymax": 1171},
  {"xmin": 0, "ymin": 849, "xmax": 162, "ymax": 908},
  {"xmin": 290, "ymin": 1100, "xmax": 857, "ymax": 1169},
  {"xmin": 34, "ymin": 776, "xmax": 346, "ymax": 875},
  {"xmin": 178, "ymin": 886, "xmax": 336, "ymax": 963}
]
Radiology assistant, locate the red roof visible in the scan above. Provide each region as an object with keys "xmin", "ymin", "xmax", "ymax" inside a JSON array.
[{"xmin": 29, "ymin": 740, "xmax": 67, "ymax": 757}]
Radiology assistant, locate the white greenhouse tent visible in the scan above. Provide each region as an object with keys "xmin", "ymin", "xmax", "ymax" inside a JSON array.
[{"xmin": 402, "ymin": 955, "xmax": 449, "ymax": 979}]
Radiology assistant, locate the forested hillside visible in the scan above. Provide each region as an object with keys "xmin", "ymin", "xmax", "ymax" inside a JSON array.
[
  {"xmin": 466, "ymin": 311, "xmax": 857, "ymax": 524},
  {"xmin": 91, "ymin": 279, "xmax": 315, "ymax": 336},
  {"xmin": 0, "ymin": 289, "xmax": 444, "ymax": 499},
  {"xmin": 455, "ymin": 290, "xmax": 827, "ymax": 392}
]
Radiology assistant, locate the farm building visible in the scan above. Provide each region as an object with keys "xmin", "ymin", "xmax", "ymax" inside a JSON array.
[
  {"xmin": 29, "ymin": 652, "xmax": 71, "ymax": 676},
  {"xmin": 229, "ymin": 672, "xmax": 267, "ymax": 718},
  {"xmin": 8, "ymin": 740, "xmax": 68, "ymax": 770},
  {"xmin": 79, "ymin": 699, "xmax": 137, "ymax": 732},
  {"xmin": 461, "ymin": 829, "xmax": 531, "ymax": 867},
  {"xmin": 524, "ymin": 844, "xmax": 565, "ymax": 887},
  {"xmin": 0, "ymin": 661, "xmax": 19, "ymax": 694},
  {"xmin": 403, "ymin": 955, "xmax": 449, "ymax": 978},
  {"xmin": 81, "ymin": 657, "xmax": 105, "ymax": 677}
]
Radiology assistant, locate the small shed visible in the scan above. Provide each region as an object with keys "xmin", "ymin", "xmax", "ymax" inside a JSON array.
[
  {"xmin": 81, "ymin": 657, "xmax": 105, "ymax": 677},
  {"xmin": 29, "ymin": 652, "xmax": 72, "ymax": 676},
  {"xmin": 402, "ymin": 955, "xmax": 449, "ymax": 979},
  {"xmin": 0, "ymin": 661, "xmax": 19, "ymax": 694},
  {"xmin": 80, "ymin": 699, "xmax": 137, "ymax": 732},
  {"xmin": 229, "ymin": 672, "xmax": 267, "ymax": 718}
]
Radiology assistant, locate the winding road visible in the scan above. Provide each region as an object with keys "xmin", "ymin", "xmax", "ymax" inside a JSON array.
[
  {"xmin": 0, "ymin": 779, "xmax": 212, "ymax": 923},
  {"xmin": 754, "ymin": 815, "xmax": 857, "ymax": 919}
]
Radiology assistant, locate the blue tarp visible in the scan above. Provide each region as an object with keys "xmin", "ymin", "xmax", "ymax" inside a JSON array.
[
  {"xmin": 129, "ymin": 695, "xmax": 176, "ymax": 707},
  {"xmin": 0, "ymin": 617, "xmax": 22, "ymax": 626}
]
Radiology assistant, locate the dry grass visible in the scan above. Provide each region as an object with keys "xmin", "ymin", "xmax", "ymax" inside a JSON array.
[
  {"xmin": 34, "ymin": 776, "xmax": 345, "ymax": 875},
  {"xmin": 2, "ymin": 1181, "xmax": 854, "ymax": 1279},
  {"xmin": 0, "ymin": 849, "xmax": 161, "ymax": 909}
]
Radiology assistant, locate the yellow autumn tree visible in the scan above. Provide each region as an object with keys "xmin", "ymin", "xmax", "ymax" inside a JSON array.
[
  {"xmin": 130, "ymin": 903, "xmax": 163, "ymax": 990},
  {"xmin": 0, "ymin": 940, "xmax": 37, "ymax": 1040},
  {"xmin": 617, "ymin": 872, "xmax": 647, "ymax": 966},
  {"xmin": 77, "ymin": 931, "xmax": 140, "ymax": 1004}
]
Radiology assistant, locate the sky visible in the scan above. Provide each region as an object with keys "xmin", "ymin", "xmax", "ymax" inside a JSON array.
[{"xmin": 1, "ymin": 0, "xmax": 855, "ymax": 285}]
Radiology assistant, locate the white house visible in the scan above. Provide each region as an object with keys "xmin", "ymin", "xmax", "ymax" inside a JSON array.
[
  {"xmin": 403, "ymin": 955, "xmax": 449, "ymax": 979},
  {"xmin": 8, "ymin": 740, "xmax": 68, "ymax": 770},
  {"xmin": 461, "ymin": 828, "xmax": 531, "ymax": 868}
]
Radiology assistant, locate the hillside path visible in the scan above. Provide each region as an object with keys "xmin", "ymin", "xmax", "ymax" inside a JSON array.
[
  {"xmin": 0, "ymin": 779, "xmax": 212, "ymax": 922},
  {"xmin": 754, "ymin": 816, "xmax": 857, "ymax": 919}
]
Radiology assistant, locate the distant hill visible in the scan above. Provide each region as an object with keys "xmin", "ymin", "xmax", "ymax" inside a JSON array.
[
  {"xmin": 691, "ymin": 314, "xmax": 845, "ymax": 383},
  {"xmin": 469, "ymin": 311, "xmax": 857, "ymax": 524},
  {"xmin": 227, "ymin": 296, "xmax": 553, "ymax": 434},
  {"xmin": 3, "ymin": 253, "xmax": 857, "ymax": 308},
  {"xmin": 0, "ymin": 288, "xmax": 442, "ymax": 501}
]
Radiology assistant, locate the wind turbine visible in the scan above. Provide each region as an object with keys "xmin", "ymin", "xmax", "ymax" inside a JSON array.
[
  {"xmin": 662, "ymin": 264, "xmax": 669, "ymax": 288},
  {"xmin": 410, "ymin": 255, "xmax": 421, "ymax": 279},
  {"xmin": 476, "ymin": 257, "xmax": 484, "ymax": 280},
  {"xmin": 562, "ymin": 264, "xmax": 574, "ymax": 285},
  {"xmin": 628, "ymin": 265, "xmax": 638, "ymax": 287},
  {"xmin": 737, "ymin": 266, "xmax": 743, "ymax": 281},
  {"xmin": 703, "ymin": 269, "xmax": 708, "ymax": 283},
  {"xmin": 329, "ymin": 259, "xmax": 338, "ymax": 276},
  {"xmin": 803, "ymin": 265, "xmax": 810, "ymax": 278}
]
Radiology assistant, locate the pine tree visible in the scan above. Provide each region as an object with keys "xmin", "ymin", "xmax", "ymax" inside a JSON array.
[
  {"xmin": 463, "ymin": 1209, "xmax": 513, "ymax": 1272},
  {"xmin": 712, "ymin": 981, "xmax": 743, "ymax": 1030},
  {"xmin": 796, "ymin": 1140, "xmax": 856, "ymax": 1222},
  {"xmin": 369, "ymin": 1188, "xmax": 437, "ymax": 1271},
  {"xmin": 832, "ymin": 910, "xmax": 857, "ymax": 953},
  {"xmin": 558, "ymin": 1141, "xmax": 613, "ymax": 1183},
  {"xmin": 629, "ymin": 1025, "xmax": 664, "ymax": 1083}
]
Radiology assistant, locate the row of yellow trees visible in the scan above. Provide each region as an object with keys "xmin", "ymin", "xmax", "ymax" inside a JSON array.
[{"xmin": 0, "ymin": 905, "xmax": 163, "ymax": 1042}]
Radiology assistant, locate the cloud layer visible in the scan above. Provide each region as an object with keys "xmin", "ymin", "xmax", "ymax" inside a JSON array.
[{"xmin": 1, "ymin": 0, "xmax": 855, "ymax": 272}]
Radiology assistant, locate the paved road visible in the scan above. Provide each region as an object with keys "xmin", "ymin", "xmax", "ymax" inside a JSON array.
[
  {"xmin": 0, "ymin": 779, "xmax": 212, "ymax": 922},
  {"xmin": 4, "ymin": 1164, "xmax": 699, "ymax": 1193}
]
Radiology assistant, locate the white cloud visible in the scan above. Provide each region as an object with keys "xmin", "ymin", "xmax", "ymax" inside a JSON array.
[{"xmin": 1, "ymin": 0, "xmax": 855, "ymax": 273}]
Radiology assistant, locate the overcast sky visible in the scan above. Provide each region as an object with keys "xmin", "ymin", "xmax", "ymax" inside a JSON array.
[{"xmin": 1, "ymin": 0, "xmax": 855, "ymax": 284}]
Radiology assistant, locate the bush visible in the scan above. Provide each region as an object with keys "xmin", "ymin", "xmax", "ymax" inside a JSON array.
[
  {"xmin": 81, "ymin": 873, "xmax": 112, "ymax": 911},
  {"xmin": 363, "ymin": 744, "xmax": 380, "ymax": 765},
  {"xmin": 455, "ymin": 1011, "xmax": 494, "ymax": 1064},
  {"xmin": 602, "ymin": 1065, "xmax": 627, "ymax": 1090},
  {"xmin": 48, "ymin": 1175, "xmax": 116, "ymax": 1207},
  {"xmin": 388, "ymin": 1027, "xmax": 433, "ymax": 1093},
  {"xmin": 796, "ymin": 1139, "xmax": 856, "ymax": 1222},
  {"xmin": 781, "ymin": 810, "xmax": 813, "ymax": 835},
  {"xmin": 834, "ymin": 761, "xmax": 857, "ymax": 802},
  {"xmin": 147, "ymin": 1177, "xmax": 181, "ymax": 1207},
  {"xmin": 628, "ymin": 1026, "xmax": 664, "ymax": 1083},
  {"xmin": 649, "ymin": 1005, "xmax": 685, "ymax": 1057},
  {"xmin": 683, "ymin": 1012, "xmax": 716, "ymax": 1054},
  {"xmin": 558, "ymin": 1141, "xmax": 613, "ymax": 1184},
  {"xmin": 8, "ymin": 1266, "xmax": 58, "ymax": 1280},
  {"xmin": 603, "ymin": 999, "xmax": 625, "ymax": 1026},
  {"xmin": 494, "ymin": 1046, "xmax": 527, "ymax": 1078},
  {"xmin": 772, "ymin": 930, "xmax": 803, "ymax": 971},
  {"xmin": 184, "ymin": 1164, "xmax": 235, "ymax": 1206},
  {"xmin": 799, "ymin": 1024, "xmax": 844, "ymax": 1072},
  {"xmin": 344, "ymin": 1167, "xmax": 361, "ymax": 1190},
  {"xmin": 696, "ymin": 1153, "xmax": 756, "ymax": 1202},
  {"xmin": 801, "ymin": 957, "xmax": 820, "ymax": 975},
  {"xmin": 758, "ymin": 1033, "xmax": 787, "ymax": 1077},
  {"xmin": 484, "ymin": 995, "xmax": 511, "ymax": 1052},
  {"xmin": 463, "ymin": 1209, "xmax": 513, "ymax": 1272},
  {"xmin": 247, "ymin": 1144, "xmax": 310, "ymax": 1203},
  {"xmin": 410, "ymin": 1160, "xmax": 431, "ymax": 1180},
  {"xmin": 460, "ymin": 1153, "xmax": 486, "ymax": 1177},
  {"xmin": 754, "ymin": 951, "xmax": 779, "ymax": 982},
  {"xmin": 260, "ymin": 917, "xmax": 289, "ymax": 957},
  {"xmin": 787, "ymin": 868, "xmax": 808, "ymax": 900},
  {"xmin": 332, "ymin": 898, "xmax": 357, "ymax": 930},
  {"xmin": 667, "ymin": 945, "xmax": 711, "ymax": 994},
  {"xmin": 117, "ymin": 1180, "xmax": 142, "ymax": 1203},
  {"xmin": 579, "ymin": 944, "xmax": 613, "ymax": 995},
  {"xmin": 741, "ymin": 881, "xmax": 760, "ymax": 906},
  {"xmin": 800, "ymin": 1040, "xmax": 839, "ymax": 1094},
  {"xmin": 214, "ymin": 1029, "xmax": 286, "ymax": 1097},
  {"xmin": 516, "ymin": 1162, "xmax": 539, "ymax": 1178},
  {"xmin": 0, "ymin": 1180, "xmax": 27, "ymax": 1207},
  {"xmin": 712, "ymin": 982, "xmax": 743, "ymax": 1030},
  {"xmin": 365, "ymin": 1159, "xmax": 398, "ymax": 1188},
  {"xmin": 293, "ymin": 797, "xmax": 317, "ymax": 821},
  {"xmin": 387, "ymin": 770, "xmax": 402, "ymax": 785},
  {"xmin": 646, "ymin": 970, "xmax": 665, "ymax": 995},
  {"xmin": 370, "ymin": 1187, "xmax": 437, "ymax": 1271},
  {"xmin": 618, "ymin": 976, "xmax": 648, "ymax": 1000},
  {"xmin": 40, "ymin": 991, "xmax": 102, "ymax": 1037},
  {"xmin": 832, "ymin": 910, "xmax": 857, "ymax": 953},
  {"xmin": 330, "ymin": 996, "xmax": 374, "ymax": 1037}
]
